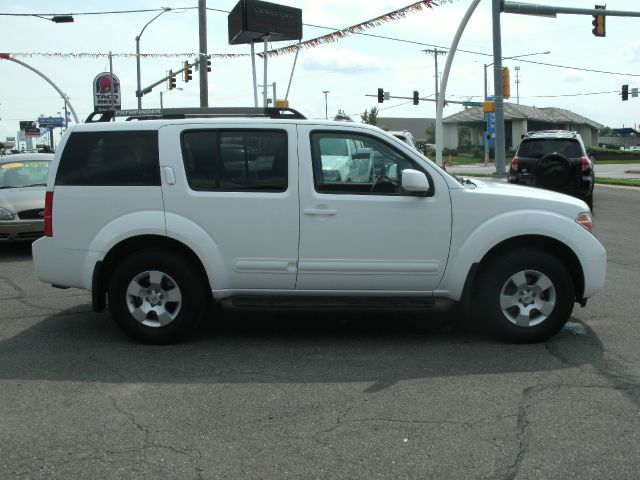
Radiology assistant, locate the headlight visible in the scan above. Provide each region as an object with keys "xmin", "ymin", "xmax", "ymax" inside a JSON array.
[{"xmin": 0, "ymin": 208, "xmax": 15, "ymax": 221}]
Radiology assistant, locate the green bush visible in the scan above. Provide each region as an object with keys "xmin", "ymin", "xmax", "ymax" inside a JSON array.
[{"xmin": 470, "ymin": 146, "xmax": 483, "ymax": 159}]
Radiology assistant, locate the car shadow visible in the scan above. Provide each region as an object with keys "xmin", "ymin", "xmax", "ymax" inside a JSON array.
[
  {"xmin": 0, "ymin": 307, "xmax": 603, "ymax": 391},
  {"xmin": 0, "ymin": 241, "xmax": 34, "ymax": 262}
]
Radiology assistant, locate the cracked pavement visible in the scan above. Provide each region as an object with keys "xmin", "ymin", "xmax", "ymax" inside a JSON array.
[{"xmin": 0, "ymin": 184, "xmax": 639, "ymax": 479}]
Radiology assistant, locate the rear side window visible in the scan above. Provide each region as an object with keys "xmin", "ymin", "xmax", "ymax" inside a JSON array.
[
  {"xmin": 518, "ymin": 139, "xmax": 583, "ymax": 159},
  {"xmin": 181, "ymin": 129, "xmax": 287, "ymax": 192},
  {"xmin": 56, "ymin": 131, "xmax": 160, "ymax": 186}
]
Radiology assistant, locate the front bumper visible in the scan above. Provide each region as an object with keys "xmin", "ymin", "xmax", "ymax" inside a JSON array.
[{"xmin": 0, "ymin": 220, "xmax": 44, "ymax": 242}]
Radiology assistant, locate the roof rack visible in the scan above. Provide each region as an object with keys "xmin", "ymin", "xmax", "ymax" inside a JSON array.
[
  {"xmin": 524, "ymin": 130, "xmax": 577, "ymax": 138},
  {"xmin": 85, "ymin": 107, "xmax": 307, "ymax": 123}
]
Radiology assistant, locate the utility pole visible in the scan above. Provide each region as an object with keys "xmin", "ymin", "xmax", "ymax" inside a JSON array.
[
  {"xmin": 515, "ymin": 66, "xmax": 520, "ymax": 104},
  {"xmin": 491, "ymin": 0, "xmax": 506, "ymax": 175},
  {"xmin": 198, "ymin": 0, "xmax": 208, "ymax": 107},
  {"xmin": 423, "ymin": 48, "xmax": 447, "ymax": 101}
]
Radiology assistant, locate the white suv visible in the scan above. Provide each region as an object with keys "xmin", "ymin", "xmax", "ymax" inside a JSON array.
[{"xmin": 33, "ymin": 108, "xmax": 606, "ymax": 344}]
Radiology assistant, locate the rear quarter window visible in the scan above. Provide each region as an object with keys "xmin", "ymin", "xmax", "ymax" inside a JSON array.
[{"xmin": 55, "ymin": 131, "xmax": 160, "ymax": 186}]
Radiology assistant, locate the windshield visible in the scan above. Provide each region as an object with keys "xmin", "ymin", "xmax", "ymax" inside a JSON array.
[{"xmin": 0, "ymin": 161, "xmax": 51, "ymax": 188}]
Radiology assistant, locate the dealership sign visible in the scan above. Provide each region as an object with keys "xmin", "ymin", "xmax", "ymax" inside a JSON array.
[
  {"xmin": 38, "ymin": 116, "xmax": 65, "ymax": 128},
  {"xmin": 93, "ymin": 72, "xmax": 121, "ymax": 112}
]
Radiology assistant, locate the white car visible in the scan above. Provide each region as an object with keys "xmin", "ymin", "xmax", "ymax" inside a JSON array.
[{"xmin": 32, "ymin": 108, "xmax": 606, "ymax": 344}]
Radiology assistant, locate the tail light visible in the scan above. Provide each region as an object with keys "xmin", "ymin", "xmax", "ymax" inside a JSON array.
[
  {"xmin": 576, "ymin": 212, "xmax": 593, "ymax": 233},
  {"xmin": 581, "ymin": 156, "xmax": 591, "ymax": 171},
  {"xmin": 44, "ymin": 191, "xmax": 53, "ymax": 237},
  {"xmin": 511, "ymin": 156, "xmax": 520, "ymax": 171}
]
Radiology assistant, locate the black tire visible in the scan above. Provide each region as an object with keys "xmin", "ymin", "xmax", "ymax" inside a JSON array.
[
  {"xmin": 474, "ymin": 248, "xmax": 574, "ymax": 343},
  {"xmin": 107, "ymin": 249, "xmax": 208, "ymax": 344}
]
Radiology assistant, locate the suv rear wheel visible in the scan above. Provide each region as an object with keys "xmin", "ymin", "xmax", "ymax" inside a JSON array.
[
  {"xmin": 107, "ymin": 249, "xmax": 208, "ymax": 344},
  {"xmin": 475, "ymin": 248, "xmax": 574, "ymax": 343}
]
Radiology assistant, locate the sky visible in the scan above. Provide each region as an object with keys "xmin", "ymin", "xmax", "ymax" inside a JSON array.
[{"xmin": 1, "ymin": 0, "xmax": 639, "ymax": 145}]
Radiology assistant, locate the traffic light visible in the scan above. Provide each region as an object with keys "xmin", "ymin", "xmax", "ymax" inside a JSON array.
[
  {"xmin": 183, "ymin": 61, "xmax": 192, "ymax": 82},
  {"xmin": 592, "ymin": 5, "xmax": 606, "ymax": 37},
  {"xmin": 168, "ymin": 70, "xmax": 176, "ymax": 90},
  {"xmin": 502, "ymin": 67, "xmax": 510, "ymax": 99},
  {"xmin": 622, "ymin": 84, "xmax": 629, "ymax": 101},
  {"xmin": 378, "ymin": 88, "xmax": 384, "ymax": 103},
  {"xmin": 207, "ymin": 58, "xmax": 211, "ymax": 72},
  {"xmin": 413, "ymin": 91, "xmax": 419, "ymax": 105}
]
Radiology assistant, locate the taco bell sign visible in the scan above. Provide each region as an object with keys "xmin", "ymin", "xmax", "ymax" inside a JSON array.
[{"xmin": 93, "ymin": 72, "xmax": 121, "ymax": 112}]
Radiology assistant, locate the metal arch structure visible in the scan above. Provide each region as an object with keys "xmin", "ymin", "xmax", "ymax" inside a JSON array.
[
  {"xmin": 435, "ymin": 0, "xmax": 482, "ymax": 168},
  {"xmin": 0, "ymin": 54, "xmax": 80, "ymax": 124}
]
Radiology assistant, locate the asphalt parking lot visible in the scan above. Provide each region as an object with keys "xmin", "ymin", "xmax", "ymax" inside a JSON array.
[{"xmin": 1, "ymin": 184, "xmax": 639, "ymax": 480}]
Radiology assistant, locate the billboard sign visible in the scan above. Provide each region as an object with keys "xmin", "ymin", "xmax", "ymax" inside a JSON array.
[
  {"xmin": 19, "ymin": 121, "xmax": 36, "ymax": 131},
  {"xmin": 228, "ymin": 0, "xmax": 302, "ymax": 44},
  {"xmin": 24, "ymin": 127, "xmax": 41, "ymax": 137},
  {"xmin": 38, "ymin": 116, "xmax": 65, "ymax": 128},
  {"xmin": 93, "ymin": 72, "xmax": 121, "ymax": 112}
]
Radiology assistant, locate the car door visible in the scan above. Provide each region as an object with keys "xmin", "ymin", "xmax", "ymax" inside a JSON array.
[
  {"xmin": 296, "ymin": 125, "xmax": 452, "ymax": 292},
  {"xmin": 159, "ymin": 122, "xmax": 299, "ymax": 291}
]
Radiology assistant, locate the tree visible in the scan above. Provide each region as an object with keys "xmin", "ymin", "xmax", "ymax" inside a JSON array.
[{"xmin": 361, "ymin": 106, "xmax": 379, "ymax": 125}]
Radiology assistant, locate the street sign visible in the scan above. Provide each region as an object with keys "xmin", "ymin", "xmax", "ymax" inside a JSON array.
[
  {"xmin": 487, "ymin": 112, "xmax": 496, "ymax": 148},
  {"xmin": 463, "ymin": 101, "xmax": 483, "ymax": 107}
]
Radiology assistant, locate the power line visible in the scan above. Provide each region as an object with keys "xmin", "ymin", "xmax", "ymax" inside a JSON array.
[
  {"xmin": 0, "ymin": 7, "xmax": 197, "ymax": 16},
  {"xmin": 523, "ymin": 90, "xmax": 619, "ymax": 98},
  {"xmin": 508, "ymin": 59, "xmax": 640, "ymax": 77}
]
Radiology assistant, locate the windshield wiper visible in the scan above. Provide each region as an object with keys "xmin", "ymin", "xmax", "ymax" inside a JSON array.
[
  {"xmin": 21, "ymin": 183, "xmax": 47, "ymax": 187},
  {"xmin": 0, "ymin": 186, "xmax": 17, "ymax": 189}
]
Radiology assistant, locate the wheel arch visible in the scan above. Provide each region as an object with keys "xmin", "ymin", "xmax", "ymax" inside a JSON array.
[
  {"xmin": 460, "ymin": 234, "xmax": 585, "ymax": 311},
  {"xmin": 92, "ymin": 234, "xmax": 211, "ymax": 312}
]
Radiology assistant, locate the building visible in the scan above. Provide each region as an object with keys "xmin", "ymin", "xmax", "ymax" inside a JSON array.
[
  {"xmin": 442, "ymin": 104, "xmax": 602, "ymax": 150},
  {"xmin": 377, "ymin": 117, "xmax": 435, "ymax": 144}
]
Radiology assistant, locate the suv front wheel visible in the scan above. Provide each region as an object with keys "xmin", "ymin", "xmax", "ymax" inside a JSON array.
[
  {"xmin": 475, "ymin": 248, "xmax": 574, "ymax": 343},
  {"xmin": 107, "ymin": 249, "xmax": 208, "ymax": 344}
]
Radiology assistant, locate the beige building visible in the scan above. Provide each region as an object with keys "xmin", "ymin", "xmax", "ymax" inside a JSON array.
[
  {"xmin": 442, "ymin": 104, "xmax": 603, "ymax": 150},
  {"xmin": 380, "ymin": 105, "xmax": 602, "ymax": 150}
]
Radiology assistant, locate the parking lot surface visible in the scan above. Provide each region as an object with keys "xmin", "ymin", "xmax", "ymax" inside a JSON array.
[{"xmin": 1, "ymin": 184, "xmax": 639, "ymax": 479}]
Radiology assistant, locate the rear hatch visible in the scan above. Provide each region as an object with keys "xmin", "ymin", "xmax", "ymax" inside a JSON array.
[{"xmin": 514, "ymin": 138, "xmax": 585, "ymax": 190}]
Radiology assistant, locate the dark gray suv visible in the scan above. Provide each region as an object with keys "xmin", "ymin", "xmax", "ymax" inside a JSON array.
[{"xmin": 508, "ymin": 130, "xmax": 594, "ymax": 209}]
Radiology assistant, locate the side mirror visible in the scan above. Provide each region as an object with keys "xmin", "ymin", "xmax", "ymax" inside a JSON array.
[{"xmin": 401, "ymin": 169, "xmax": 430, "ymax": 193}]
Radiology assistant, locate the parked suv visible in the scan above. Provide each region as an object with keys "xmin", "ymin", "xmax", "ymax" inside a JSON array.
[
  {"xmin": 32, "ymin": 108, "xmax": 606, "ymax": 344},
  {"xmin": 508, "ymin": 130, "xmax": 594, "ymax": 209}
]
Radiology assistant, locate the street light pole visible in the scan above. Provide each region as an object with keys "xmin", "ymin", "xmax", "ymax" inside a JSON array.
[
  {"xmin": 159, "ymin": 87, "xmax": 183, "ymax": 108},
  {"xmin": 322, "ymin": 90, "xmax": 329, "ymax": 120},
  {"xmin": 136, "ymin": 8, "xmax": 171, "ymax": 109}
]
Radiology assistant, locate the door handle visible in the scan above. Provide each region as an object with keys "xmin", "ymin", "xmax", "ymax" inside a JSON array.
[
  {"xmin": 164, "ymin": 167, "xmax": 176, "ymax": 185},
  {"xmin": 303, "ymin": 207, "xmax": 337, "ymax": 216}
]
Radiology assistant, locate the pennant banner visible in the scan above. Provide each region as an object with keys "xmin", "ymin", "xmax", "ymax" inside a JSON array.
[
  {"xmin": 6, "ymin": 0, "xmax": 444, "ymax": 60},
  {"xmin": 260, "ymin": 0, "xmax": 442, "ymax": 58}
]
